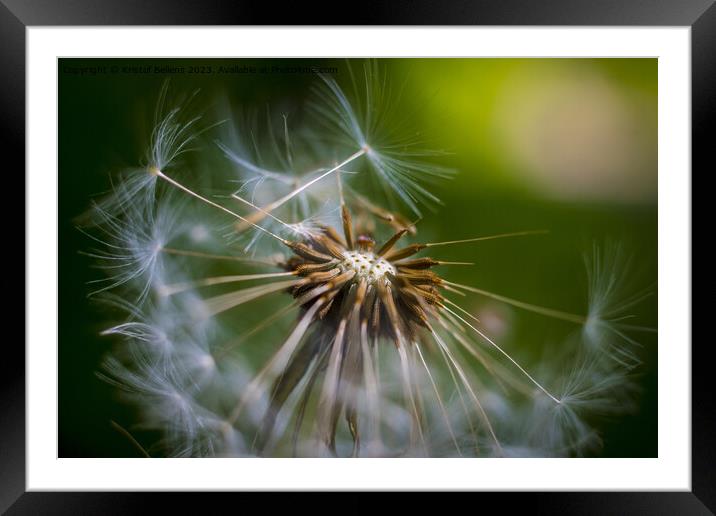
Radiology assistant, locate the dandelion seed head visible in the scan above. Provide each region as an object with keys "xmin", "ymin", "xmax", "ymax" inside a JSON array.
[{"xmin": 340, "ymin": 250, "xmax": 396, "ymax": 285}]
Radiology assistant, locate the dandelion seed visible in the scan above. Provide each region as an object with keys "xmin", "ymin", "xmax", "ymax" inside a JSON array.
[
  {"xmin": 308, "ymin": 62, "xmax": 455, "ymax": 216},
  {"xmin": 582, "ymin": 240, "xmax": 654, "ymax": 369},
  {"xmin": 81, "ymin": 196, "xmax": 183, "ymax": 302}
]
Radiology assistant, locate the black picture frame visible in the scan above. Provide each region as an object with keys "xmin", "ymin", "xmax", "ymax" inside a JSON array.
[{"xmin": 7, "ymin": 0, "xmax": 710, "ymax": 512}]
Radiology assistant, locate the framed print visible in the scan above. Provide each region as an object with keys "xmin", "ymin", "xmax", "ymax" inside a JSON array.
[{"xmin": 7, "ymin": 0, "xmax": 712, "ymax": 512}]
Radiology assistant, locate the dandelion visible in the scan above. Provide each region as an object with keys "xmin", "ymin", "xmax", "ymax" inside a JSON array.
[
  {"xmin": 80, "ymin": 194, "xmax": 183, "ymax": 302},
  {"xmin": 84, "ymin": 63, "xmax": 652, "ymax": 458}
]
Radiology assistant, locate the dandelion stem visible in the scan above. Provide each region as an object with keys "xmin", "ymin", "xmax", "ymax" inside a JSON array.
[
  {"xmin": 425, "ymin": 230, "xmax": 548, "ymax": 247},
  {"xmin": 231, "ymin": 193, "xmax": 298, "ymax": 235},
  {"xmin": 431, "ymin": 319, "xmax": 480, "ymax": 449},
  {"xmin": 236, "ymin": 148, "xmax": 367, "ymax": 231},
  {"xmin": 153, "ymin": 169, "xmax": 288, "ymax": 244},
  {"xmin": 443, "ymin": 284, "xmax": 466, "ymax": 296},
  {"xmin": 160, "ymin": 271, "xmax": 296, "ymax": 296},
  {"xmin": 203, "ymin": 279, "xmax": 301, "ymax": 317},
  {"xmin": 429, "ymin": 325, "xmax": 503, "ymax": 455},
  {"xmin": 443, "ymin": 302, "xmax": 561, "ymax": 405},
  {"xmin": 445, "ymin": 281, "xmax": 586, "ymax": 325},
  {"xmin": 162, "ymin": 247, "xmax": 281, "ymax": 266},
  {"xmin": 415, "ymin": 342, "xmax": 463, "ymax": 456}
]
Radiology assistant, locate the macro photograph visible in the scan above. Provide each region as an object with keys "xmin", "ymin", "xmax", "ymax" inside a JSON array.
[{"xmin": 58, "ymin": 57, "xmax": 658, "ymax": 459}]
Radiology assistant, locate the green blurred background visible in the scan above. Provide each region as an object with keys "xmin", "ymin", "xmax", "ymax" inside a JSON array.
[{"xmin": 59, "ymin": 58, "xmax": 657, "ymax": 457}]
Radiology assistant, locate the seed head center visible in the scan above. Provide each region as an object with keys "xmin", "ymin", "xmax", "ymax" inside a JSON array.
[{"xmin": 342, "ymin": 251, "xmax": 395, "ymax": 284}]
